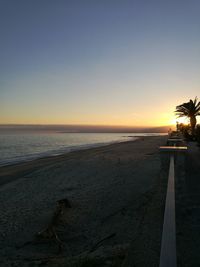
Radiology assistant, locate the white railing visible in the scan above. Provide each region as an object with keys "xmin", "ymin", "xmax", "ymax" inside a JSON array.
[
  {"xmin": 159, "ymin": 135, "xmax": 187, "ymax": 267},
  {"xmin": 159, "ymin": 154, "xmax": 176, "ymax": 267}
]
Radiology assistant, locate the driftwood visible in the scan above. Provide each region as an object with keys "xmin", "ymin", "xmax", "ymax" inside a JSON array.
[
  {"xmin": 90, "ymin": 233, "xmax": 116, "ymax": 252},
  {"xmin": 14, "ymin": 233, "xmax": 116, "ymax": 264},
  {"xmin": 37, "ymin": 198, "xmax": 71, "ymax": 252},
  {"xmin": 17, "ymin": 198, "xmax": 71, "ymax": 252}
]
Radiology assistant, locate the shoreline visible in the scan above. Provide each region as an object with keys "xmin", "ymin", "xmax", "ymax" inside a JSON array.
[
  {"xmin": 0, "ymin": 138, "xmax": 140, "ymax": 187},
  {"xmin": 0, "ymin": 136, "xmax": 139, "ymax": 168},
  {"xmin": 0, "ymin": 135, "xmax": 167, "ymax": 266},
  {"xmin": 0, "ymin": 136, "xmax": 167, "ymax": 188},
  {"xmin": 0, "ymin": 133, "xmax": 167, "ymax": 169}
]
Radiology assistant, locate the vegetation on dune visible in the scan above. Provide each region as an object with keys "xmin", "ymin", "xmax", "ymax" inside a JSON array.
[
  {"xmin": 196, "ymin": 125, "xmax": 200, "ymax": 146},
  {"xmin": 177, "ymin": 123, "xmax": 191, "ymax": 140},
  {"xmin": 175, "ymin": 97, "xmax": 200, "ymax": 141}
]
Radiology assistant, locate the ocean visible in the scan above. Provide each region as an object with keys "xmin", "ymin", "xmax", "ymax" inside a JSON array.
[{"xmin": 0, "ymin": 131, "xmax": 166, "ymax": 167}]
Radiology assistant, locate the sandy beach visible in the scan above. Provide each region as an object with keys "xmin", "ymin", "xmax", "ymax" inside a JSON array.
[
  {"xmin": 0, "ymin": 136, "xmax": 167, "ymax": 267},
  {"xmin": 176, "ymin": 141, "xmax": 200, "ymax": 267}
]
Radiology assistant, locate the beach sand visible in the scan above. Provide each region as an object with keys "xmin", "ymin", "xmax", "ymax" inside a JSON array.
[
  {"xmin": 176, "ymin": 141, "xmax": 200, "ymax": 267},
  {"xmin": 0, "ymin": 136, "xmax": 167, "ymax": 267}
]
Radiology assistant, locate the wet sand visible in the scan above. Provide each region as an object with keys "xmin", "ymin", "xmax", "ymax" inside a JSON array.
[{"xmin": 0, "ymin": 136, "xmax": 167, "ymax": 267}]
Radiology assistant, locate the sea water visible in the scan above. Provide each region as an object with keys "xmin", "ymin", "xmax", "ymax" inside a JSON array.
[{"xmin": 0, "ymin": 130, "xmax": 166, "ymax": 167}]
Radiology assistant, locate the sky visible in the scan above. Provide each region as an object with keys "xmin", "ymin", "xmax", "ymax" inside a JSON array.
[{"xmin": 0, "ymin": 0, "xmax": 200, "ymax": 127}]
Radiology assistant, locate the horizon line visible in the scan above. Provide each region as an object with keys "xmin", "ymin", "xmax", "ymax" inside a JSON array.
[{"xmin": 0, "ymin": 123, "xmax": 173, "ymax": 128}]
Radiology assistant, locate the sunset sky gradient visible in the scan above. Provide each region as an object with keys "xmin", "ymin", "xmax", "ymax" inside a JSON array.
[{"xmin": 1, "ymin": 0, "xmax": 200, "ymax": 126}]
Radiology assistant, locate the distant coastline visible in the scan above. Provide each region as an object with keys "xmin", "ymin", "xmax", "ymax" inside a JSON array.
[{"xmin": 0, "ymin": 124, "xmax": 171, "ymax": 133}]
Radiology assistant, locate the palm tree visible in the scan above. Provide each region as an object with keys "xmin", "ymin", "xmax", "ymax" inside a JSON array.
[{"xmin": 175, "ymin": 97, "xmax": 200, "ymax": 136}]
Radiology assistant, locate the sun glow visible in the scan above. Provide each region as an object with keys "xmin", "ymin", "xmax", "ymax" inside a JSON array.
[{"xmin": 171, "ymin": 116, "xmax": 189, "ymax": 125}]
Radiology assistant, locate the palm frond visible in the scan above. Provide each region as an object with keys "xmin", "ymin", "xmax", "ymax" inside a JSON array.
[{"xmin": 175, "ymin": 97, "xmax": 200, "ymax": 117}]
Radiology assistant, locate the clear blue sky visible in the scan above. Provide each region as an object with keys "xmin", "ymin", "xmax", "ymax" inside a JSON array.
[{"xmin": 1, "ymin": 0, "xmax": 200, "ymax": 126}]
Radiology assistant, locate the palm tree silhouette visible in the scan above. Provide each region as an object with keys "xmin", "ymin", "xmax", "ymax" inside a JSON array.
[{"xmin": 175, "ymin": 97, "xmax": 200, "ymax": 136}]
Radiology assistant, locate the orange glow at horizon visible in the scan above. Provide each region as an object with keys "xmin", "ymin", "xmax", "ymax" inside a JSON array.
[
  {"xmin": 0, "ymin": 112, "xmax": 178, "ymax": 127},
  {"xmin": 1, "ymin": 100, "xmax": 199, "ymax": 127}
]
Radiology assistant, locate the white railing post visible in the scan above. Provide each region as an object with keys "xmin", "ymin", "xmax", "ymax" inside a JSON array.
[
  {"xmin": 159, "ymin": 141, "xmax": 187, "ymax": 267},
  {"xmin": 159, "ymin": 154, "xmax": 176, "ymax": 267}
]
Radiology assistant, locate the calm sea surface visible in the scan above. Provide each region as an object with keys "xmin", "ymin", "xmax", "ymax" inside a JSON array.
[{"xmin": 0, "ymin": 132, "xmax": 166, "ymax": 167}]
